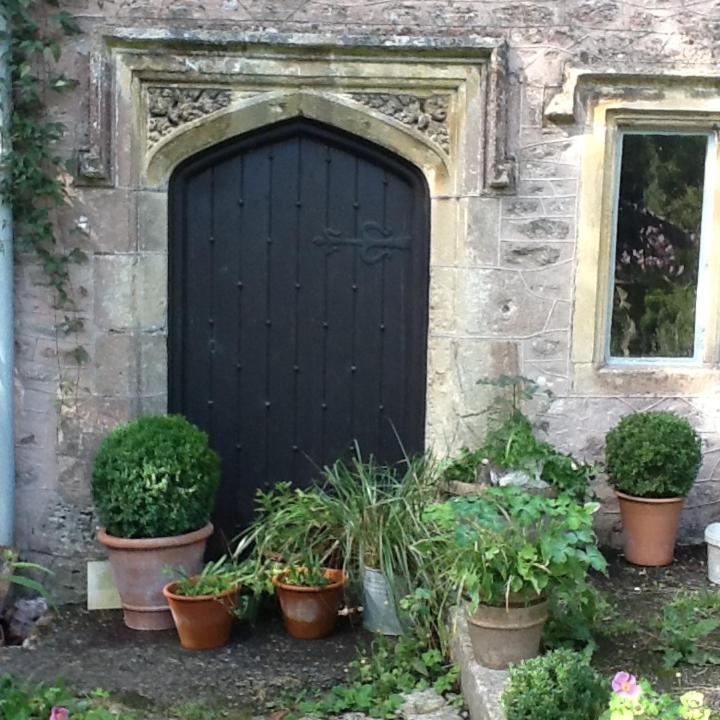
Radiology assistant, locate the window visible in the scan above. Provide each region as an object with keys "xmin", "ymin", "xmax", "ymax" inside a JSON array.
[{"xmin": 608, "ymin": 132, "xmax": 713, "ymax": 363}]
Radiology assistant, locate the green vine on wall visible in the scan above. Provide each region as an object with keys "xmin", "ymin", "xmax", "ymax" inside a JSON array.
[{"xmin": 3, "ymin": 0, "xmax": 87, "ymax": 408}]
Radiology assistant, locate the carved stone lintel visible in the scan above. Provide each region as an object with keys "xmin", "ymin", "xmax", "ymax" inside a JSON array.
[
  {"xmin": 348, "ymin": 93, "xmax": 450, "ymax": 153},
  {"xmin": 147, "ymin": 87, "xmax": 232, "ymax": 147}
]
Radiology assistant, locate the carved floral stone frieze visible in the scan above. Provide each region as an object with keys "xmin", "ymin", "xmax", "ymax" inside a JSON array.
[
  {"xmin": 347, "ymin": 93, "xmax": 450, "ymax": 152},
  {"xmin": 147, "ymin": 87, "xmax": 232, "ymax": 146}
]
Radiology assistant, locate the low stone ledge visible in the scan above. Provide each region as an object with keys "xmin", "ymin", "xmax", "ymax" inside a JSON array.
[{"xmin": 450, "ymin": 610, "xmax": 507, "ymax": 720}]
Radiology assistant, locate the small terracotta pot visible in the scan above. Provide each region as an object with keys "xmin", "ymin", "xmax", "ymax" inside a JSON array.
[
  {"xmin": 616, "ymin": 491, "xmax": 685, "ymax": 567},
  {"xmin": 466, "ymin": 598, "xmax": 548, "ymax": 670},
  {"xmin": 272, "ymin": 568, "xmax": 347, "ymax": 640},
  {"xmin": 97, "ymin": 523, "xmax": 213, "ymax": 630},
  {"xmin": 162, "ymin": 580, "xmax": 238, "ymax": 650}
]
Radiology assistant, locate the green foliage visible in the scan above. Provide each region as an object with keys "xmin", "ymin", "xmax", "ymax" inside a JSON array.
[
  {"xmin": 293, "ymin": 634, "xmax": 460, "ymax": 719},
  {"xmin": 276, "ymin": 555, "xmax": 332, "ymax": 588},
  {"xmin": 0, "ymin": 549, "xmax": 54, "ymax": 605},
  {"xmin": 170, "ymin": 556, "xmax": 243, "ymax": 598},
  {"xmin": 235, "ymin": 451, "xmax": 444, "ymax": 640},
  {"xmin": 502, "ymin": 648, "xmax": 608, "ymax": 720},
  {"xmin": 445, "ymin": 377, "xmax": 595, "ymax": 502},
  {"xmin": 543, "ymin": 584, "xmax": 629, "ymax": 652},
  {"xmin": 605, "ymin": 411, "xmax": 702, "ymax": 498},
  {"xmin": 657, "ymin": 590, "xmax": 720, "ymax": 668},
  {"xmin": 601, "ymin": 679, "xmax": 713, "ymax": 720},
  {"xmin": 5, "ymin": 0, "xmax": 85, "ymax": 307},
  {"xmin": 421, "ymin": 488, "xmax": 607, "ymax": 610},
  {"xmin": 0, "ymin": 676, "xmax": 134, "ymax": 720},
  {"xmin": 91, "ymin": 415, "xmax": 220, "ymax": 538}
]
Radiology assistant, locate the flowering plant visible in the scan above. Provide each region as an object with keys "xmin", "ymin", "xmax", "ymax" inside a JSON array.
[{"xmin": 601, "ymin": 673, "xmax": 712, "ymax": 720}]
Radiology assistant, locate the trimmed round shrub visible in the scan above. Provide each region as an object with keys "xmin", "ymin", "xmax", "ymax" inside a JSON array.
[
  {"xmin": 502, "ymin": 649, "xmax": 608, "ymax": 720},
  {"xmin": 92, "ymin": 415, "xmax": 220, "ymax": 538},
  {"xmin": 605, "ymin": 411, "xmax": 702, "ymax": 498}
]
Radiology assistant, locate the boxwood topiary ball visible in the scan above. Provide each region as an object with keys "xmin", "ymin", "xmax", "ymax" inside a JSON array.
[
  {"xmin": 91, "ymin": 414, "xmax": 220, "ymax": 539},
  {"xmin": 605, "ymin": 411, "xmax": 702, "ymax": 499}
]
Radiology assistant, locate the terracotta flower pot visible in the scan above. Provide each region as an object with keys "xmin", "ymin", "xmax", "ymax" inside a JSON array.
[
  {"xmin": 272, "ymin": 568, "xmax": 347, "ymax": 640},
  {"xmin": 466, "ymin": 598, "xmax": 548, "ymax": 670},
  {"xmin": 162, "ymin": 580, "xmax": 238, "ymax": 650},
  {"xmin": 97, "ymin": 523, "xmax": 213, "ymax": 630},
  {"xmin": 616, "ymin": 491, "xmax": 685, "ymax": 567}
]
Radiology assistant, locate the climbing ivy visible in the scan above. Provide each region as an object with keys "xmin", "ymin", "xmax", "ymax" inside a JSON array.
[{"xmin": 3, "ymin": 1, "xmax": 87, "ymax": 406}]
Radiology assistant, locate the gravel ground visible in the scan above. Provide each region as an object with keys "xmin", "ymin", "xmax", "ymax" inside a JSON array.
[{"xmin": 0, "ymin": 604, "xmax": 365, "ymax": 718}]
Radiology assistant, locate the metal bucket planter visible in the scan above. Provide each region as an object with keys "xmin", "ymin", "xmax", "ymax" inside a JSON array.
[
  {"xmin": 466, "ymin": 599, "xmax": 548, "ymax": 670},
  {"xmin": 362, "ymin": 567, "xmax": 405, "ymax": 636}
]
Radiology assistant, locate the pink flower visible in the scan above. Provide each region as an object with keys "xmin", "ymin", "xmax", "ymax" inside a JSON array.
[
  {"xmin": 612, "ymin": 672, "xmax": 641, "ymax": 699},
  {"xmin": 49, "ymin": 708, "xmax": 70, "ymax": 720}
]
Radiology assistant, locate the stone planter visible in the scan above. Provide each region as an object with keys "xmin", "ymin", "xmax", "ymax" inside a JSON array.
[
  {"xmin": 466, "ymin": 599, "xmax": 548, "ymax": 670},
  {"xmin": 616, "ymin": 491, "xmax": 684, "ymax": 567},
  {"xmin": 97, "ymin": 523, "xmax": 213, "ymax": 630}
]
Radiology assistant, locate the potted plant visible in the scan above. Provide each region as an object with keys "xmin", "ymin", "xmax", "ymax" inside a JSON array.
[
  {"xmin": 271, "ymin": 555, "xmax": 347, "ymax": 640},
  {"xmin": 605, "ymin": 410, "xmax": 702, "ymax": 566},
  {"xmin": 162, "ymin": 556, "xmax": 242, "ymax": 650},
  {"xmin": 92, "ymin": 415, "xmax": 220, "ymax": 630},
  {"xmin": 423, "ymin": 488, "xmax": 606, "ymax": 669},
  {"xmin": 324, "ymin": 453, "xmax": 437, "ymax": 636}
]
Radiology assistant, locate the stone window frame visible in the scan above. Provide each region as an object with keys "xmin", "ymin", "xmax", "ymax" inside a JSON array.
[{"xmin": 572, "ymin": 96, "xmax": 720, "ymax": 395}]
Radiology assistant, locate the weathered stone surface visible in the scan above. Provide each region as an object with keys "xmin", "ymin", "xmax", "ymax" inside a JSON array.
[{"xmin": 13, "ymin": 0, "xmax": 720, "ymax": 602}]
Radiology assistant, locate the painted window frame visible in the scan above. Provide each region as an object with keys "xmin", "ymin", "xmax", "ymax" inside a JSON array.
[
  {"xmin": 572, "ymin": 104, "xmax": 720, "ymax": 394},
  {"xmin": 605, "ymin": 128, "xmax": 717, "ymax": 367}
]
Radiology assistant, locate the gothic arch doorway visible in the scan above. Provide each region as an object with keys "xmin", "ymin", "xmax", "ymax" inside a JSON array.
[{"xmin": 169, "ymin": 118, "xmax": 430, "ymax": 538}]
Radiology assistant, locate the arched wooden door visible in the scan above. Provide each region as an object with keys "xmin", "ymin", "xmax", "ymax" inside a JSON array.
[{"xmin": 169, "ymin": 119, "xmax": 430, "ymax": 539}]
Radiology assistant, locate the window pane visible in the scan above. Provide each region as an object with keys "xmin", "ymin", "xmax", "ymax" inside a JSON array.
[{"xmin": 610, "ymin": 134, "xmax": 706, "ymax": 358}]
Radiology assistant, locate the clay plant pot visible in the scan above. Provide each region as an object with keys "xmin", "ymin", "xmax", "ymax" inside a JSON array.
[
  {"xmin": 466, "ymin": 598, "xmax": 548, "ymax": 670},
  {"xmin": 97, "ymin": 523, "xmax": 213, "ymax": 631},
  {"xmin": 272, "ymin": 568, "xmax": 347, "ymax": 640},
  {"xmin": 162, "ymin": 580, "xmax": 238, "ymax": 650},
  {"xmin": 616, "ymin": 491, "xmax": 685, "ymax": 567}
]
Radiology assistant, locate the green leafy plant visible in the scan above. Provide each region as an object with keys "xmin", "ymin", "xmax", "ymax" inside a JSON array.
[
  {"xmin": 420, "ymin": 488, "xmax": 607, "ymax": 610},
  {"xmin": 5, "ymin": 1, "xmax": 88, "ymax": 411},
  {"xmin": 657, "ymin": 590, "xmax": 720, "ymax": 668},
  {"xmin": 602, "ymin": 674, "xmax": 713, "ymax": 720},
  {"xmin": 0, "ymin": 549, "xmax": 54, "ymax": 604},
  {"xmin": 502, "ymin": 648, "xmax": 608, "ymax": 720},
  {"xmin": 293, "ymin": 633, "xmax": 460, "ymax": 719},
  {"xmin": 445, "ymin": 377, "xmax": 596, "ymax": 501},
  {"xmin": 605, "ymin": 411, "xmax": 702, "ymax": 498},
  {"xmin": 276, "ymin": 554, "xmax": 332, "ymax": 588},
  {"xmin": 91, "ymin": 415, "xmax": 220, "ymax": 538},
  {"xmin": 170, "ymin": 556, "xmax": 243, "ymax": 598},
  {"xmin": 0, "ymin": 676, "xmax": 134, "ymax": 720}
]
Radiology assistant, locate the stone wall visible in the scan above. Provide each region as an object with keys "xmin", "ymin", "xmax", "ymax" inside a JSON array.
[{"xmin": 14, "ymin": 0, "xmax": 720, "ymax": 600}]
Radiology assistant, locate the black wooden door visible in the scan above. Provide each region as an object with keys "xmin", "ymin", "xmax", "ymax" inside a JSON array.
[{"xmin": 169, "ymin": 119, "xmax": 430, "ymax": 539}]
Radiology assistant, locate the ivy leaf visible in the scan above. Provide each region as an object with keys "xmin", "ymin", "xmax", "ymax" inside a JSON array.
[{"xmin": 56, "ymin": 11, "xmax": 82, "ymax": 35}]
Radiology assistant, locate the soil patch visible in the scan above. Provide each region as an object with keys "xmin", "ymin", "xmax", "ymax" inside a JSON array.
[
  {"xmin": 0, "ymin": 604, "xmax": 365, "ymax": 718},
  {"xmin": 593, "ymin": 546, "xmax": 720, "ymax": 709}
]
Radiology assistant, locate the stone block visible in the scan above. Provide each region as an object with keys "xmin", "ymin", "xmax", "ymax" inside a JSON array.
[
  {"xmin": 137, "ymin": 254, "xmax": 168, "ymax": 331},
  {"xmin": 500, "ymin": 241, "xmax": 573, "ymax": 268},
  {"xmin": 93, "ymin": 255, "xmax": 135, "ymax": 331},
  {"xmin": 464, "ymin": 198, "xmax": 501, "ymax": 267},
  {"xmin": 458, "ymin": 269, "xmax": 554, "ymax": 337},
  {"xmin": 95, "ymin": 333, "xmax": 137, "ymax": 397},
  {"xmin": 521, "ymin": 262, "xmax": 574, "ymax": 301},
  {"xmin": 138, "ymin": 334, "xmax": 168, "ymax": 396},
  {"xmin": 429, "ymin": 267, "xmax": 458, "ymax": 334},
  {"xmin": 451, "ymin": 609, "xmax": 507, "ymax": 720},
  {"xmin": 136, "ymin": 190, "xmax": 168, "ymax": 252},
  {"xmin": 63, "ymin": 188, "xmax": 133, "ymax": 253},
  {"xmin": 502, "ymin": 217, "xmax": 573, "ymax": 241}
]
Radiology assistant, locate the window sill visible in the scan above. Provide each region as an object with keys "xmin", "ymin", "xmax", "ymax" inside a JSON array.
[{"xmin": 572, "ymin": 361, "xmax": 720, "ymax": 395}]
